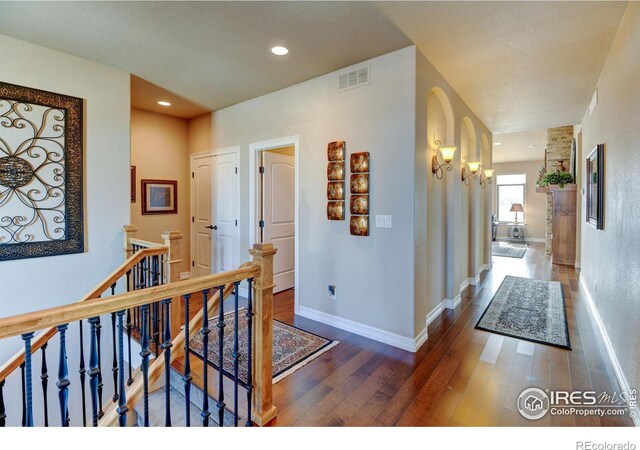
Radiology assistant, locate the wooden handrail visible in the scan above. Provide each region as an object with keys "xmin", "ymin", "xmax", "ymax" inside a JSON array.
[
  {"xmin": 0, "ymin": 265, "xmax": 260, "ymax": 341},
  {"xmin": 128, "ymin": 238, "xmax": 166, "ymax": 249},
  {"xmin": 0, "ymin": 246, "xmax": 167, "ymax": 382}
]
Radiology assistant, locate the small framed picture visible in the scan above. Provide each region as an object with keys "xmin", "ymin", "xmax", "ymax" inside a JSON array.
[
  {"xmin": 141, "ymin": 179, "xmax": 178, "ymax": 215},
  {"xmin": 130, "ymin": 166, "xmax": 136, "ymax": 203}
]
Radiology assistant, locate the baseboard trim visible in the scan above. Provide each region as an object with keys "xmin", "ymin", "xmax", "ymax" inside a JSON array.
[
  {"xmin": 495, "ymin": 236, "xmax": 544, "ymax": 243},
  {"xmin": 444, "ymin": 294, "xmax": 461, "ymax": 310},
  {"xmin": 480, "ymin": 263, "xmax": 492, "ymax": 273},
  {"xmin": 575, "ymin": 261, "xmax": 581, "ymax": 269},
  {"xmin": 579, "ymin": 273, "xmax": 640, "ymax": 426},
  {"xmin": 297, "ymin": 305, "xmax": 424, "ymax": 352},
  {"xmin": 425, "ymin": 301, "xmax": 444, "ymax": 327}
]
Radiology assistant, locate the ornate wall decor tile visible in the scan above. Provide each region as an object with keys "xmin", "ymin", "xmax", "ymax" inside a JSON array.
[
  {"xmin": 327, "ymin": 181, "xmax": 344, "ymax": 201},
  {"xmin": 350, "ymin": 215, "xmax": 369, "ymax": 236},
  {"xmin": 350, "ymin": 152, "xmax": 370, "ymax": 173},
  {"xmin": 327, "ymin": 201, "xmax": 345, "ymax": 221},
  {"xmin": 327, "ymin": 140, "xmax": 345, "ymax": 162},
  {"xmin": 0, "ymin": 82, "xmax": 84, "ymax": 261},
  {"xmin": 350, "ymin": 173, "xmax": 369, "ymax": 194},
  {"xmin": 350, "ymin": 195, "xmax": 369, "ymax": 215},
  {"xmin": 327, "ymin": 161, "xmax": 345, "ymax": 181},
  {"xmin": 327, "ymin": 141, "xmax": 345, "ymax": 221}
]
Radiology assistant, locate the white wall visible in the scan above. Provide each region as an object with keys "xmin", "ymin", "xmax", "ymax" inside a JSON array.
[
  {"xmin": 210, "ymin": 47, "xmax": 417, "ymax": 342},
  {"xmin": 0, "ymin": 34, "xmax": 130, "ymax": 425},
  {"xmin": 578, "ymin": 3, "xmax": 640, "ymax": 400}
]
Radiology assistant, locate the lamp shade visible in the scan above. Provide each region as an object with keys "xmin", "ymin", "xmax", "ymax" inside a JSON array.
[
  {"xmin": 439, "ymin": 146, "xmax": 456, "ymax": 163},
  {"xmin": 510, "ymin": 203, "xmax": 524, "ymax": 213},
  {"xmin": 483, "ymin": 169, "xmax": 495, "ymax": 179},
  {"xmin": 467, "ymin": 161, "xmax": 481, "ymax": 173}
]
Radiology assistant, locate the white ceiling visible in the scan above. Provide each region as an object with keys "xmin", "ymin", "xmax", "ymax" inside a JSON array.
[
  {"xmin": 0, "ymin": 2, "xmax": 628, "ymax": 133},
  {"xmin": 492, "ymin": 129, "xmax": 548, "ymax": 164}
]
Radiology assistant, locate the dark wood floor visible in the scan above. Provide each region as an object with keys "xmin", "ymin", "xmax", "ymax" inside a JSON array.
[{"xmin": 267, "ymin": 243, "xmax": 632, "ymax": 426}]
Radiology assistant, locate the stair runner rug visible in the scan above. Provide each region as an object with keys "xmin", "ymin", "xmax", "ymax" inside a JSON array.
[
  {"xmin": 492, "ymin": 241, "xmax": 527, "ymax": 258},
  {"xmin": 190, "ymin": 310, "xmax": 339, "ymax": 385},
  {"xmin": 476, "ymin": 276, "xmax": 571, "ymax": 350}
]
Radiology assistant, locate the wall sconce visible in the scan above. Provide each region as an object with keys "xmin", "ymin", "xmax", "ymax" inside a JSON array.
[
  {"xmin": 480, "ymin": 168, "xmax": 494, "ymax": 189},
  {"xmin": 461, "ymin": 156, "xmax": 481, "ymax": 186},
  {"xmin": 432, "ymin": 138, "xmax": 457, "ymax": 180}
]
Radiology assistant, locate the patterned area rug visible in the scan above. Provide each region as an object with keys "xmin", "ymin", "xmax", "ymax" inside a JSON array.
[
  {"xmin": 476, "ymin": 276, "xmax": 571, "ymax": 350},
  {"xmin": 189, "ymin": 309, "xmax": 338, "ymax": 384},
  {"xmin": 492, "ymin": 242, "xmax": 527, "ymax": 258}
]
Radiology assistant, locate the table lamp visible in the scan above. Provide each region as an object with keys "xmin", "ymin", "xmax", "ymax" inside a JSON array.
[{"xmin": 510, "ymin": 203, "xmax": 524, "ymax": 224}]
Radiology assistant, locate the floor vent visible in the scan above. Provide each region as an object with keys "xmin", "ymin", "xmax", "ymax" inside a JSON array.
[{"xmin": 338, "ymin": 65, "xmax": 370, "ymax": 92}]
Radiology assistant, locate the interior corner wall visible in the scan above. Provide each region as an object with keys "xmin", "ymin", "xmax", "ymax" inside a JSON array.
[
  {"xmin": 0, "ymin": 34, "xmax": 130, "ymax": 425},
  {"xmin": 415, "ymin": 48, "xmax": 492, "ymax": 335},
  {"xmin": 210, "ymin": 46, "xmax": 417, "ymax": 341},
  {"xmin": 188, "ymin": 112, "xmax": 213, "ymax": 155},
  {"xmin": 130, "ymin": 108, "xmax": 190, "ymax": 275},
  {"xmin": 578, "ymin": 2, "xmax": 640, "ymax": 397},
  {"xmin": 492, "ymin": 160, "xmax": 546, "ymax": 241}
]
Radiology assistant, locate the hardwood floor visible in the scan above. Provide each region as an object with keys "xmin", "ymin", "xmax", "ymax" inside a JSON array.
[{"xmin": 267, "ymin": 243, "xmax": 632, "ymax": 426}]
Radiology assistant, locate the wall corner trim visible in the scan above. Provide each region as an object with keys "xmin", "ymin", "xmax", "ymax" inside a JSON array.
[
  {"xmin": 297, "ymin": 305, "xmax": 424, "ymax": 353},
  {"xmin": 579, "ymin": 273, "xmax": 640, "ymax": 426}
]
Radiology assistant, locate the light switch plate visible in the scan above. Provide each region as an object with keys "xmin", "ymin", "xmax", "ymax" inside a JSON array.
[{"xmin": 375, "ymin": 215, "xmax": 392, "ymax": 228}]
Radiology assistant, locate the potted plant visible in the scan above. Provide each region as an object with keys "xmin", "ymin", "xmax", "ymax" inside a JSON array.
[{"xmin": 537, "ymin": 170, "xmax": 574, "ymax": 188}]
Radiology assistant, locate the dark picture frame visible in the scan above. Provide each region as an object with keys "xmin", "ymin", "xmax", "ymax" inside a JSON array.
[
  {"xmin": 141, "ymin": 179, "xmax": 178, "ymax": 215},
  {"xmin": 130, "ymin": 166, "xmax": 136, "ymax": 203},
  {"xmin": 586, "ymin": 144, "xmax": 604, "ymax": 230},
  {"xmin": 0, "ymin": 82, "xmax": 84, "ymax": 261}
]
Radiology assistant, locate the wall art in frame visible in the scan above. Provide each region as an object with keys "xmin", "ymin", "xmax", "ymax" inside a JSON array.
[
  {"xmin": 327, "ymin": 141, "xmax": 345, "ymax": 221},
  {"xmin": 586, "ymin": 144, "xmax": 604, "ymax": 230},
  {"xmin": 142, "ymin": 179, "xmax": 178, "ymax": 215},
  {"xmin": 0, "ymin": 81, "xmax": 84, "ymax": 261},
  {"xmin": 130, "ymin": 165, "xmax": 136, "ymax": 203}
]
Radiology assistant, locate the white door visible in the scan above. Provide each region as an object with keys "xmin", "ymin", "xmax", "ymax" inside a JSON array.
[
  {"xmin": 261, "ymin": 150, "xmax": 295, "ymax": 293},
  {"xmin": 191, "ymin": 154, "xmax": 213, "ymax": 277},
  {"xmin": 212, "ymin": 151, "xmax": 239, "ymax": 273}
]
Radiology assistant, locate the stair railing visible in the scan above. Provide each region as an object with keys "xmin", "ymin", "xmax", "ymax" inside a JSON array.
[{"xmin": 0, "ymin": 242, "xmax": 277, "ymax": 427}]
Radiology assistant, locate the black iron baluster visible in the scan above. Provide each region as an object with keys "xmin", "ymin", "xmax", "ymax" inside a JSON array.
[
  {"xmin": 116, "ymin": 310, "xmax": 128, "ymax": 427},
  {"xmin": 95, "ymin": 316, "xmax": 104, "ymax": 419},
  {"xmin": 232, "ymin": 282, "xmax": 240, "ymax": 427},
  {"xmin": 0, "ymin": 379, "xmax": 6, "ymax": 427},
  {"xmin": 40, "ymin": 343, "xmax": 49, "ymax": 426},
  {"xmin": 78, "ymin": 320, "xmax": 87, "ymax": 427},
  {"xmin": 201, "ymin": 288, "xmax": 211, "ymax": 427},
  {"xmin": 216, "ymin": 285, "xmax": 226, "ymax": 427},
  {"xmin": 57, "ymin": 324, "xmax": 70, "ymax": 427},
  {"xmin": 152, "ymin": 301, "xmax": 159, "ymax": 355},
  {"xmin": 245, "ymin": 278, "xmax": 254, "ymax": 427},
  {"xmin": 139, "ymin": 305, "xmax": 151, "ymax": 427},
  {"xmin": 182, "ymin": 293, "xmax": 192, "ymax": 427},
  {"xmin": 110, "ymin": 283, "xmax": 119, "ymax": 403},
  {"xmin": 161, "ymin": 298, "xmax": 173, "ymax": 426},
  {"xmin": 160, "ymin": 254, "xmax": 165, "ymax": 284},
  {"xmin": 88, "ymin": 318, "xmax": 100, "ymax": 427},
  {"xmin": 20, "ymin": 362, "xmax": 25, "ymax": 426},
  {"xmin": 21, "ymin": 332, "xmax": 34, "ymax": 427},
  {"xmin": 126, "ymin": 307, "xmax": 133, "ymax": 386}
]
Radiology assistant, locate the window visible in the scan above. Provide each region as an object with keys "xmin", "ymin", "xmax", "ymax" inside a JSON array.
[{"xmin": 497, "ymin": 173, "xmax": 526, "ymax": 223}]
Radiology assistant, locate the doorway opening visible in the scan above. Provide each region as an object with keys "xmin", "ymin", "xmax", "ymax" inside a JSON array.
[{"xmin": 249, "ymin": 136, "xmax": 300, "ymax": 310}]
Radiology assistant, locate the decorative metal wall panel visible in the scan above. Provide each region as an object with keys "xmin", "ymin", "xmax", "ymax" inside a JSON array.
[
  {"xmin": 327, "ymin": 141, "xmax": 345, "ymax": 221},
  {"xmin": 0, "ymin": 82, "xmax": 84, "ymax": 261},
  {"xmin": 350, "ymin": 152, "xmax": 369, "ymax": 236}
]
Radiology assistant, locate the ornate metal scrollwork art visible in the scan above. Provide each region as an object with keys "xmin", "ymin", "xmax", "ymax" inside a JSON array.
[{"xmin": 0, "ymin": 82, "xmax": 83, "ymax": 261}]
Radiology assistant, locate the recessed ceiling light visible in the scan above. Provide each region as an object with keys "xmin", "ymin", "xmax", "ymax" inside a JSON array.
[
  {"xmin": 158, "ymin": 101, "xmax": 171, "ymax": 106},
  {"xmin": 271, "ymin": 46, "xmax": 289, "ymax": 56},
  {"xmin": 494, "ymin": 142, "xmax": 501, "ymax": 146}
]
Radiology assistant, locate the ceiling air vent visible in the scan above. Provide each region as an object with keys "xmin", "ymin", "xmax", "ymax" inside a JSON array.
[{"xmin": 338, "ymin": 65, "xmax": 370, "ymax": 92}]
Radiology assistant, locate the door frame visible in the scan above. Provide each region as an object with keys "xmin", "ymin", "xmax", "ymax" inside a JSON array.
[
  {"xmin": 249, "ymin": 136, "xmax": 300, "ymax": 313},
  {"xmin": 190, "ymin": 146, "xmax": 241, "ymax": 278}
]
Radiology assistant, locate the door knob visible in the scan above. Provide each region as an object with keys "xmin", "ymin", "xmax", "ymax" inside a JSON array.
[{"xmin": 205, "ymin": 225, "xmax": 218, "ymax": 230}]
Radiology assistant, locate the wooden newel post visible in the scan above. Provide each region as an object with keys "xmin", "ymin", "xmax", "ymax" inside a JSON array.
[
  {"xmin": 123, "ymin": 225, "xmax": 138, "ymax": 261},
  {"xmin": 162, "ymin": 231, "xmax": 183, "ymax": 336},
  {"xmin": 249, "ymin": 243, "xmax": 278, "ymax": 426}
]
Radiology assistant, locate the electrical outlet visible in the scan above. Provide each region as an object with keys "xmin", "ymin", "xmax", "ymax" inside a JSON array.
[{"xmin": 328, "ymin": 285, "xmax": 336, "ymax": 300}]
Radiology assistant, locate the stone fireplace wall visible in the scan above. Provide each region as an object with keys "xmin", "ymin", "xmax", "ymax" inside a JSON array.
[{"xmin": 544, "ymin": 125, "xmax": 573, "ymax": 253}]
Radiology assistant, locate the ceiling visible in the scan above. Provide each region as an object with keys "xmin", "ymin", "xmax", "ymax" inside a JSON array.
[
  {"xmin": 0, "ymin": 2, "xmax": 628, "ymax": 132},
  {"xmin": 131, "ymin": 75, "xmax": 209, "ymax": 119},
  {"xmin": 492, "ymin": 129, "xmax": 548, "ymax": 164}
]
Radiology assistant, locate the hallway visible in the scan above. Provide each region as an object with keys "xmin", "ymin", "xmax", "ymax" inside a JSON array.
[{"xmin": 269, "ymin": 243, "xmax": 633, "ymax": 426}]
